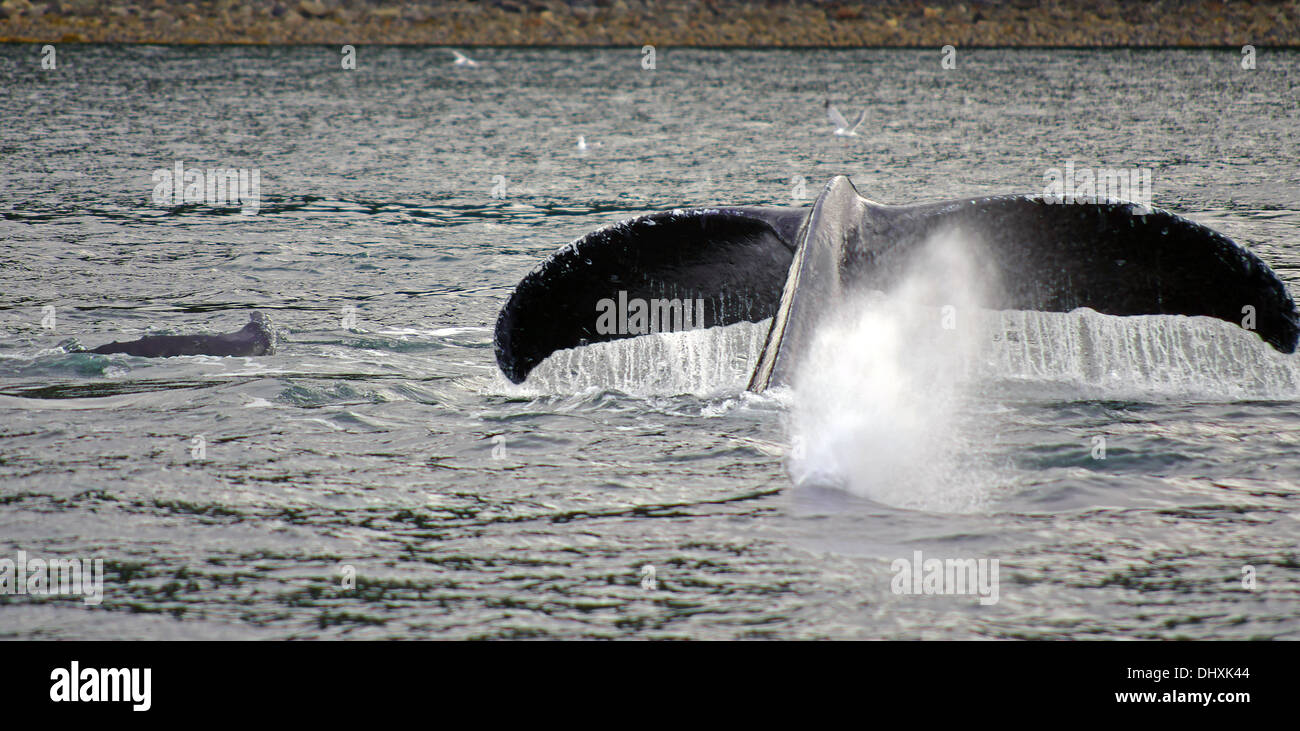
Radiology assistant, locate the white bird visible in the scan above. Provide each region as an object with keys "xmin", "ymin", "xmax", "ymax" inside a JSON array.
[
  {"xmin": 577, "ymin": 135, "xmax": 587, "ymax": 151},
  {"xmin": 450, "ymin": 49, "xmax": 478, "ymax": 67},
  {"xmin": 826, "ymin": 100, "xmax": 867, "ymax": 136}
]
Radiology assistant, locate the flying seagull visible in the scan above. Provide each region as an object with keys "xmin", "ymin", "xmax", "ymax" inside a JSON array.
[
  {"xmin": 826, "ymin": 100, "xmax": 866, "ymax": 136},
  {"xmin": 450, "ymin": 49, "xmax": 479, "ymax": 67}
]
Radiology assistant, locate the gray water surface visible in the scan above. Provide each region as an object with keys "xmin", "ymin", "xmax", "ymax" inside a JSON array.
[{"xmin": 2, "ymin": 46, "xmax": 1299, "ymax": 639}]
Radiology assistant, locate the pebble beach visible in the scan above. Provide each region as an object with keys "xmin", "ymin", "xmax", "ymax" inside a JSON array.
[{"xmin": 1, "ymin": 0, "xmax": 1297, "ymax": 47}]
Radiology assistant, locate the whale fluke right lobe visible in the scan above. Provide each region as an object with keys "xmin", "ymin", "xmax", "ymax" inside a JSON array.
[{"xmin": 750, "ymin": 177, "xmax": 1300, "ymax": 390}]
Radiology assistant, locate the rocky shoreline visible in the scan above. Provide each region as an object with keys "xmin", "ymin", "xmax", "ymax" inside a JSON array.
[{"xmin": 1, "ymin": 1, "xmax": 1297, "ymax": 47}]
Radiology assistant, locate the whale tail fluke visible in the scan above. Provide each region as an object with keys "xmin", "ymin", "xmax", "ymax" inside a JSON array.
[{"xmin": 495, "ymin": 176, "xmax": 1299, "ymax": 391}]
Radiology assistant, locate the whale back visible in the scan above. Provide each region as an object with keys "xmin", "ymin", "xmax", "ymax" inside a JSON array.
[{"xmin": 89, "ymin": 312, "xmax": 277, "ymax": 358}]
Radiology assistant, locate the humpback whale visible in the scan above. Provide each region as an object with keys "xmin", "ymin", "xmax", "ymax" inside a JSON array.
[
  {"xmin": 494, "ymin": 176, "xmax": 1299, "ymax": 390},
  {"xmin": 86, "ymin": 312, "xmax": 277, "ymax": 358}
]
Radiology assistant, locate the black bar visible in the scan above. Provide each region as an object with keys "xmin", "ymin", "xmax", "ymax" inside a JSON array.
[{"xmin": 1, "ymin": 640, "xmax": 1285, "ymax": 718}]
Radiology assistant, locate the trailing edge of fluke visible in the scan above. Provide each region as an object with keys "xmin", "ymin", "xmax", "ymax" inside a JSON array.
[{"xmin": 493, "ymin": 176, "xmax": 1300, "ymax": 391}]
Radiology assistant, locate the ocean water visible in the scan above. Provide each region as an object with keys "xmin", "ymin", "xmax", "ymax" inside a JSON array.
[{"xmin": 2, "ymin": 45, "xmax": 1299, "ymax": 639}]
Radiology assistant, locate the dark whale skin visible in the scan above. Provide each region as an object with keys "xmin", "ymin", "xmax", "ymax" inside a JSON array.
[{"xmin": 89, "ymin": 312, "xmax": 276, "ymax": 358}]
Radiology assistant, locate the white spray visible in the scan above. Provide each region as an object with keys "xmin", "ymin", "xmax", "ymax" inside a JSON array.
[{"xmin": 785, "ymin": 230, "xmax": 998, "ymax": 512}]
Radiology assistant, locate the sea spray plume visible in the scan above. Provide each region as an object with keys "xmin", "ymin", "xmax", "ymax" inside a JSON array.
[{"xmin": 785, "ymin": 230, "xmax": 997, "ymax": 511}]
